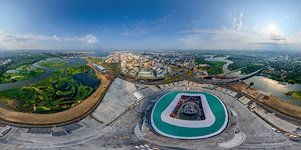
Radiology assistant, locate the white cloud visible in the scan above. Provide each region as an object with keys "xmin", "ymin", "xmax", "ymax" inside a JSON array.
[
  {"xmin": 179, "ymin": 29, "xmax": 252, "ymax": 49},
  {"xmin": 0, "ymin": 31, "xmax": 49, "ymax": 42},
  {"xmin": 178, "ymin": 28, "xmax": 293, "ymax": 49},
  {"xmin": 0, "ymin": 31, "xmax": 98, "ymax": 44},
  {"xmin": 230, "ymin": 12, "xmax": 244, "ymax": 31},
  {"xmin": 82, "ymin": 34, "xmax": 98, "ymax": 44},
  {"xmin": 177, "ymin": 11, "xmax": 301, "ymax": 50}
]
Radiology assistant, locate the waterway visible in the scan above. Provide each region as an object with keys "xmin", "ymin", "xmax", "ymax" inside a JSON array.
[
  {"xmin": 203, "ymin": 55, "xmax": 301, "ymax": 106},
  {"xmin": 0, "ymin": 57, "xmax": 89, "ymax": 92},
  {"xmin": 91, "ymin": 50, "xmax": 110, "ymax": 57},
  {"xmin": 0, "ymin": 59, "xmax": 54, "ymax": 92},
  {"xmin": 203, "ymin": 55, "xmax": 241, "ymax": 77},
  {"xmin": 244, "ymin": 76, "xmax": 301, "ymax": 106}
]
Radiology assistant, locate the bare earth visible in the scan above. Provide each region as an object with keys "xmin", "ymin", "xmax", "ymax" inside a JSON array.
[
  {"xmin": 230, "ymin": 82, "xmax": 260, "ymax": 99},
  {"xmin": 0, "ymin": 62, "xmax": 112, "ymax": 126},
  {"xmin": 258, "ymin": 95, "xmax": 301, "ymax": 119},
  {"xmin": 231, "ymin": 82, "xmax": 301, "ymax": 119}
]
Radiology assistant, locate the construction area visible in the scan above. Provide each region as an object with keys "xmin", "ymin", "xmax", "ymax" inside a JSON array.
[{"xmin": 0, "ymin": 79, "xmax": 300, "ymax": 149}]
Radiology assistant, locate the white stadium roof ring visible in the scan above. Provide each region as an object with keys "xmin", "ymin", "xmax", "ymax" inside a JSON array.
[{"xmin": 150, "ymin": 91, "xmax": 228, "ymax": 139}]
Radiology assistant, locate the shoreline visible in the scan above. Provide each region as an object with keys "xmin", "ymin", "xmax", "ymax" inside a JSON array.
[
  {"xmin": 230, "ymin": 82, "xmax": 301, "ymax": 120},
  {"xmin": 285, "ymin": 91, "xmax": 301, "ymax": 101}
]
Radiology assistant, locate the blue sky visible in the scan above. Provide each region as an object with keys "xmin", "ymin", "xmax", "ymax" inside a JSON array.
[{"xmin": 0, "ymin": 0, "xmax": 301, "ymax": 50}]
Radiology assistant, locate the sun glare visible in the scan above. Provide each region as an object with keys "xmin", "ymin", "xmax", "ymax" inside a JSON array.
[{"xmin": 266, "ymin": 23, "xmax": 277, "ymax": 33}]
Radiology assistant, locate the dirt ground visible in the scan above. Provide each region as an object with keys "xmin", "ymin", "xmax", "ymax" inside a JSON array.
[
  {"xmin": 230, "ymin": 82, "xmax": 261, "ymax": 98},
  {"xmin": 0, "ymin": 61, "xmax": 113, "ymax": 126},
  {"xmin": 258, "ymin": 94, "xmax": 301, "ymax": 119},
  {"xmin": 230, "ymin": 82, "xmax": 301, "ymax": 119}
]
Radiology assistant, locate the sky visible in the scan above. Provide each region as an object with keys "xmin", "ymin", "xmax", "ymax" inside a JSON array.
[{"xmin": 0, "ymin": 0, "xmax": 301, "ymax": 50}]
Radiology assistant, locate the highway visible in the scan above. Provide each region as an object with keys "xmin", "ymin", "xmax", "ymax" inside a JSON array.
[{"xmin": 171, "ymin": 67, "xmax": 265, "ymax": 85}]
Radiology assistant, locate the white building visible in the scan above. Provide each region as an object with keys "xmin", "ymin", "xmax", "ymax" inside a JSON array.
[
  {"xmin": 138, "ymin": 69, "xmax": 155, "ymax": 78},
  {"xmin": 6, "ymin": 69, "xmax": 19, "ymax": 74},
  {"xmin": 93, "ymin": 63, "xmax": 106, "ymax": 74},
  {"xmin": 156, "ymin": 69, "xmax": 166, "ymax": 78}
]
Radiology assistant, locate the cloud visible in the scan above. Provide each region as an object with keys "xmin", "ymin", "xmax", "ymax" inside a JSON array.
[
  {"xmin": 178, "ymin": 29, "xmax": 254, "ymax": 49},
  {"xmin": 83, "ymin": 34, "xmax": 98, "ymax": 44},
  {"xmin": 230, "ymin": 12, "xmax": 244, "ymax": 31},
  {"xmin": 0, "ymin": 31, "xmax": 98, "ymax": 44},
  {"xmin": 178, "ymin": 27, "xmax": 294, "ymax": 49},
  {"xmin": 0, "ymin": 31, "xmax": 49, "ymax": 42},
  {"xmin": 270, "ymin": 35, "xmax": 286, "ymax": 42},
  {"xmin": 177, "ymin": 11, "xmax": 301, "ymax": 49}
]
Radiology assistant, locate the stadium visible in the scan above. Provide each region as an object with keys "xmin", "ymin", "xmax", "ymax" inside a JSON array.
[{"xmin": 150, "ymin": 91, "xmax": 228, "ymax": 139}]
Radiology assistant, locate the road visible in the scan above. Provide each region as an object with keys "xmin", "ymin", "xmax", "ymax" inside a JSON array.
[
  {"xmin": 171, "ymin": 67, "xmax": 264, "ymax": 86},
  {"xmin": 226, "ymin": 67, "xmax": 266, "ymax": 83}
]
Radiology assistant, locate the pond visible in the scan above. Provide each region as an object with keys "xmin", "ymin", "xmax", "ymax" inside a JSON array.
[
  {"xmin": 244, "ymin": 76, "xmax": 301, "ymax": 106},
  {"xmin": 73, "ymin": 70, "xmax": 101, "ymax": 90},
  {"xmin": 65, "ymin": 58, "xmax": 87, "ymax": 66}
]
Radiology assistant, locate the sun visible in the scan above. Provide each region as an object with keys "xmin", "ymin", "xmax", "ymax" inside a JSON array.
[{"xmin": 266, "ymin": 23, "xmax": 277, "ymax": 33}]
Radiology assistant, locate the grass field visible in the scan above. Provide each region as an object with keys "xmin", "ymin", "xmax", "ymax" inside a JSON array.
[
  {"xmin": 88, "ymin": 57, "xmax": 103, "ymax": 63},
  {"xmin": 228, "ymin": 56, "xmax": 263, "ymax": 74},
  {"xmin": 0, "ymin": 65, "xmax": 45, "ymax": 84},
  {"xmin": 195, "ymin": 57, "xmax": 226, "ymax": 75},
  {"xmin": 0, "ymin": 65, "xmax": 99, "ymax": 113},
  {"xmin": 101, "ymin": 63, "xmax": 119, "ymax": 75},
  {"xmin": 205, "ymin": 61, "xmax": 225, "ymax": 75},
  {"xmin": 285, "ymin": 91, "xmax": 301, "ymax": 101},
  {"xmin": 39, "ymin": 60, "xmax": 68, "ymax": 68}
]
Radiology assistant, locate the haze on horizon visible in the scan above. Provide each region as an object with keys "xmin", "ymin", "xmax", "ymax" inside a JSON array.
[{"xmin": 0, "ymin": 0, "xmax": 301, "ymax": 50}]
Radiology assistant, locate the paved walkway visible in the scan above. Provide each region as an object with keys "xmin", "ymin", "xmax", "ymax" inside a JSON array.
[
  {"xmin": 254, "ymin": 107, "xmax": 301, "ymax": 136},
  {"xmin": 218, "ymin": 132, "xmax": 246, "ymax": 148}
]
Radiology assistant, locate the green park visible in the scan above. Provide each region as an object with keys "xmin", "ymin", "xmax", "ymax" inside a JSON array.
[{"xmin": 0, "ymin": 59, "xmax": 100, "ymax": 113}]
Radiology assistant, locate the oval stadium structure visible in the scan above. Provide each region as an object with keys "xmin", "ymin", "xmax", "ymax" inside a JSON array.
[{"xmin": 150, "ymin": 92, "xmax": 228, "ymax": 139}]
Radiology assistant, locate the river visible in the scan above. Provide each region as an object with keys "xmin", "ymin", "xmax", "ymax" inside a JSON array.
[
  {"xmin": 203, "ymin": 55, "xmax": 241, "ymax": 77},
  {"xmin": 0, "ymin": 59, "xmax": 54, "ymax": 92},
  {"xmin": 0, "ymin": 57, "xmax": 87, "ymax": 92},
  {"xmin": 244, "ymin": 76, "xmax": 301, "ymax": 106},
  {"xmin": 203, "ymin": 55, "xmax": 301, "ymax": 106},
  {"xmin": 91, "ymin": 50, "xmax": 110, "ymax": 57}
]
